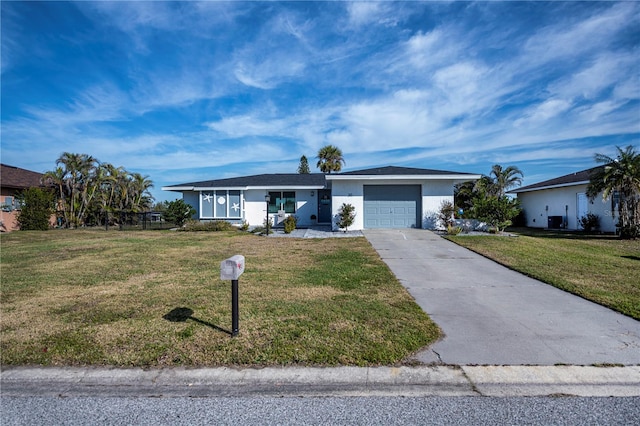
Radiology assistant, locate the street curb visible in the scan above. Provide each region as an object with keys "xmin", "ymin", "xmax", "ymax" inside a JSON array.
[{"xmin": 2, "ymin": 365, "xmax": 639, "ymax": 398}]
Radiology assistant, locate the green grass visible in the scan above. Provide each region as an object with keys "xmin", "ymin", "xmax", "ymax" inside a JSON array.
[
  {"xmin": 447, "ymin": 228, "xmax": 640, "ymax": 320},
  {"xmin": 0, "ymin": 229, "xmax": 439, "ymax": 367}
]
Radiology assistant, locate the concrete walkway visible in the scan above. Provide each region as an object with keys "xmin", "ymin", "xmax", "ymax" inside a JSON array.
[{"xmin": 363, "ymin": 229, "xmax": 640, "ymax": 366}]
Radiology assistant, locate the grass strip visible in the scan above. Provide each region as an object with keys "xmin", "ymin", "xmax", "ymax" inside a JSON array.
[{"xmin": 446, "ymin": 228, "xmax": 640, "ymax": 320}]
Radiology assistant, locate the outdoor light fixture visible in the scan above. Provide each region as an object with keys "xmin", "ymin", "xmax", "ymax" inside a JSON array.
[
  {"xmin": 310, "ymin": 190, "xmax": 315, "ymax": 196},
  {"xmin": 265, "ymin": 194, "xmax": 271, "ymax": 236}
]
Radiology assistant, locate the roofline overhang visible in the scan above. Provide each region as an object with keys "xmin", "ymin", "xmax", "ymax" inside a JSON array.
[
  {"xmin": 325, "ymin": 174, "xmax": 482, "ymax": 181},
  {"xmin": 510, "ymin": 180, "xmax": 590, "ymax": 194},
  {"xmin": 162, "ymin": 185, "xmax": 325, "ymax": 192}
]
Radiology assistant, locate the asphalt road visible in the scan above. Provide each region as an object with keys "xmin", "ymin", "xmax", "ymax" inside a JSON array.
[{"xmin": 3, "ymin": 395, "xmax": 639, "ymax": 425}]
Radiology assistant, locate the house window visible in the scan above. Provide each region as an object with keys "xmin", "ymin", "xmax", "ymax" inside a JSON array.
[
  {"xmin": 201, "ymin": 190, "xmax": 243, "ymax": 218},
  {"xmin": 2, "ymin": 196, "xmax": 14, "ymax": 212},
  {"xmin": 268, "ymin": 191, "xmax": 296, "ymax": 214}
]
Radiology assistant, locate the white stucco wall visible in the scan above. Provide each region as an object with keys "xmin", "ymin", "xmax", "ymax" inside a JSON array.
[
  {"xmin": 517, "ymin": 184, "xmax": 617, "ymax": 232},
  {"xmin": 330, "ymin": 179, "xmax": 460, "ymax": 231}
]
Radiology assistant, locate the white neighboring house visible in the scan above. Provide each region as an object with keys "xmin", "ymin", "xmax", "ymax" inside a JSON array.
[
  {"xmin": 162, "ymin": 166, "xmax": 480, "ymax": 231},
  {"xmin": 510, "ymin": 166, "xmax": 617, "ymax": 233}
]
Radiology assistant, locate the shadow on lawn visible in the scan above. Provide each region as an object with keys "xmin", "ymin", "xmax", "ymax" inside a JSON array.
[{"xmin": 163, "ymin": 307, "xmax": 232, "ymax": 336}]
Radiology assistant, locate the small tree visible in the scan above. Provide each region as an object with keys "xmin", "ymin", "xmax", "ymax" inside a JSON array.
[
  {"xmin": 297, "ymin": 155, "xmax": 310, "ymax": 174},
  {"xmin": 472, "ymin": 196, "xmax": 521, "ymax": 233},
  {"xmin": 437, "ymin": 200, "xmax": 456, "ymax": 229},
  {"xmin": 163, "ymin": 199, "xmax": 196, "ymax": 227},
  {"xmin": 336, "ymin": 203, "xmax": 356, "ymax": 232},
  {"xmin": 16, "ymin": 187, "xmax": 56, "ymax": 231}
]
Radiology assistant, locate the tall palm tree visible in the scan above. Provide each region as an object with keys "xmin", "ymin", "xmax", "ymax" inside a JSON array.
[
  {"xmin": 316, "ymin": 145, "xmax": 345, "ymax": 173},
  {"xmin": 129, "ymin": 173, "xmax": 154, "ymax": 212},
  {"xmin": 42, "ymin": 166, "xmax": 67, "ymax": 225},
  {"xmin": 488, "ymin": 164, "xmax": 524, "ymax": 197},
  {"xmin": 55, "ymin": 152, "xmax": 97, "ymax": 227},
  {"xmin": 587, "ymin": 145, "xmax": 640, "ymax": 238}
]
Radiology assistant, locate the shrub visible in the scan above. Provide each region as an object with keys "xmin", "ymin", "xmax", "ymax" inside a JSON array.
[
  {"xmin": 239, "ymin": 220, "xmax": 250, "ymax": 231},
  {"xmin": 182, "ymin": 220, "xmax": 236, "ymax": 232},
  {"xmin": 437, "ymin": 200, "xmax": 456, "ymax": 229},
  {"xmin": 472, "ymin": 195, "xmax": 521, "ymax": 233},
  {"xmin": 579, "ymin": 213, "xmax": 600, "ymax": 233},
  {"xmin": 283, "ymin": 216, "xmax": 297, "ymax": 234},
  {"xmin": 15, "ymin": 187, "xmax": 55, "ymax": 231},
  {"xmin": 446, "ymin": 225, "xmax": 462, "ymax": 235},
  {"xmin": 336, "ymin": 203, "xmax": 356, "ymax": 232},
  {"xmin": 163, "ymin": 199, "xmax": 196, "ymax": 227}
]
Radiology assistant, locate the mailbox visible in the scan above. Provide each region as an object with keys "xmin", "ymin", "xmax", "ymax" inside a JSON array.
[{"xmin": 220, "ymin": 255, "xmax": 245, "ymax": 281}]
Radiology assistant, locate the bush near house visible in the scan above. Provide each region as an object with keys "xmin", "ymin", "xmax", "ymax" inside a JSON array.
[
  {"xmin": 283, "ymin": 215, "xmax": 297, "ymax": 234},
  {"xmin": 336, "ymin": 203, "xmax": 356, "ymax": 232},
  {"xmin": 163, "ymin": 199, "xmax": 196, "ymax": 227},
  {"xmin": 579, "ymin": 213, "xmax": 600, "ymax": 233},
  {"xmin": 15, "ymin": 187, "xmax": 56, "ymax": 231}
]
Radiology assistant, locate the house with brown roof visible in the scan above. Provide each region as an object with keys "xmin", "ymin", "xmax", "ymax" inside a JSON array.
[
  {"xmin": 510, "ymin": 166, "xmax": 617, "ymax": 233},
  {"xmin": 0, "ymin": 164, "xmax": 46, "ymax": 232}
]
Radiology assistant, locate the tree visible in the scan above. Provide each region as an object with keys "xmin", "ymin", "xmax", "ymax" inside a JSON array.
[
  {"xmin": 472, "ymin": 195, "xmax": 521, "ymax": 233},
  {"xmin": 487, "ymin": 164, "xmax": 524, "ymax": 197},
  {"xmin": 297, "ymin": 155, "xmax": 311, "ymax": 174},
  {"xmin": 437, "ymin": 200, "xmax": 456, "ymax": 228},
  {"xmin": 15, "ymin": 187, "xmax": 56, "ymax": 231},
  {"xmin": 44, "ymin": 154, "xmax": 155, "ymax": 228},
  {"xmin": 163, "ymin": 199, "xmax": 196, "ymax": 227},
  {"xmin": 454, "ymin": 181, "xmax": 476, "ymax": 216},
  {"xmin": 587, "ymin": 145, "xmax": 640, "ymax": 239},
  {"xmin": 316, "ymin": 145, "xmax": 345, "ymax": 173},
  {"xmin": 336, "ymin": 203, "xmax": 356, "ymax": 232},
  {"xmin": 54, "ymin": 152, "xmax": 98, "ymax": 228}
]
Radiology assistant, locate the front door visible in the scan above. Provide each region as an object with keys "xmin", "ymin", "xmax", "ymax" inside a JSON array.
[
  {"xmin": 577, "ymin": 193, "xmax": 588, "ymax": 229},
  {"xmin": 317, "ymin": 190, "xmax": 332, "ymax": 223}
]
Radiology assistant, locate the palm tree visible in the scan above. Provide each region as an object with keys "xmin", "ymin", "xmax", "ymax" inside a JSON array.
[
  {"xmin": 488, "ymin": 164, "xmax": 524, "ymax": 197},
  {"xmin": 55, "ymin": 152, "xmax": 97, "ymax": 227},
  {"xmin": 587, "ymin": 145, "xmax": 640, "ymax": 238},
  {"xmin": 316, "ymin": 145, "xmax": 345, "ymax": 173},
  {"xmin": 129, "ymin": 173, "xmax": 154, "ymax": 212},
  {"xmin": 42, "ymin": 166, "xmax": 67, "ymax": 225}
]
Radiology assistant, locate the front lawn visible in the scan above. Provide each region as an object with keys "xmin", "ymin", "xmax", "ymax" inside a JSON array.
[
  {"xmin": 447, "ymin": 228, "xmax": 640, "ymax": 320},
  {"xmin": 0, "ymin": 230, "xmax": 439, "ymax": 366}
]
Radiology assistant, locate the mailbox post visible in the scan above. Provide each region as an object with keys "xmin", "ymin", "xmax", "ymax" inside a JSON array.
[{"xmin": 220, "ymin": 255, "xmax": 245, "ymax": 337}]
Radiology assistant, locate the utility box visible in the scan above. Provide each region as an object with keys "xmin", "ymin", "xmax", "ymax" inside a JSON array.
[{"xmin": 220, "ymin": 255, "xmax": 245, "ymax": 280}]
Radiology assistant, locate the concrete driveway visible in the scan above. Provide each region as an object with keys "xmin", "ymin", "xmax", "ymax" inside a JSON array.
[{"xmin": 363, "ymin": 229, "xmax": 640, "ymax": 365}]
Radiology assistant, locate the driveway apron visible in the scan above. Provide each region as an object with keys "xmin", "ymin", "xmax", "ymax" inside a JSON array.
[{"xmin": 363, "ymin": 229, "xmax": 640, "ymax": 365}]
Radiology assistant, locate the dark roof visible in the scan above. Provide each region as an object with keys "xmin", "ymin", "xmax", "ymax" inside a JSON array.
[
  {"xmin": 511, "ymin": 166, "xmax": 602, "ymax": 193},
  {"xmin": 0, "ymin": 164, "xmax": 44, "ymax": 189},
  {"xmin": 336, "ymin": 166, "xmax": 478, "ymax": 176},
  {"xmin": 165, "ymin": 173, "xmax": 327, "ymax": 189}
]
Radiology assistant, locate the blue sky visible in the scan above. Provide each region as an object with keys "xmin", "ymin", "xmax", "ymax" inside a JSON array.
[{"xmin": 2, "ymin": 1, "xmax": 638, "ymax": 202}]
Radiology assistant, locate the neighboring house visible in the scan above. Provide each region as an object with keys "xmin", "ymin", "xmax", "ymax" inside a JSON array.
[
  {"xmin": 162, "ymin": 166, "xmax": 481, "ymax": 231},
  {"xmin": 510, "ymin": 166, "xmax": 617, "ymax": 233},
  {"xmin": 0, "ymin": 164, "xmax": 45, "ymax": 232}
]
